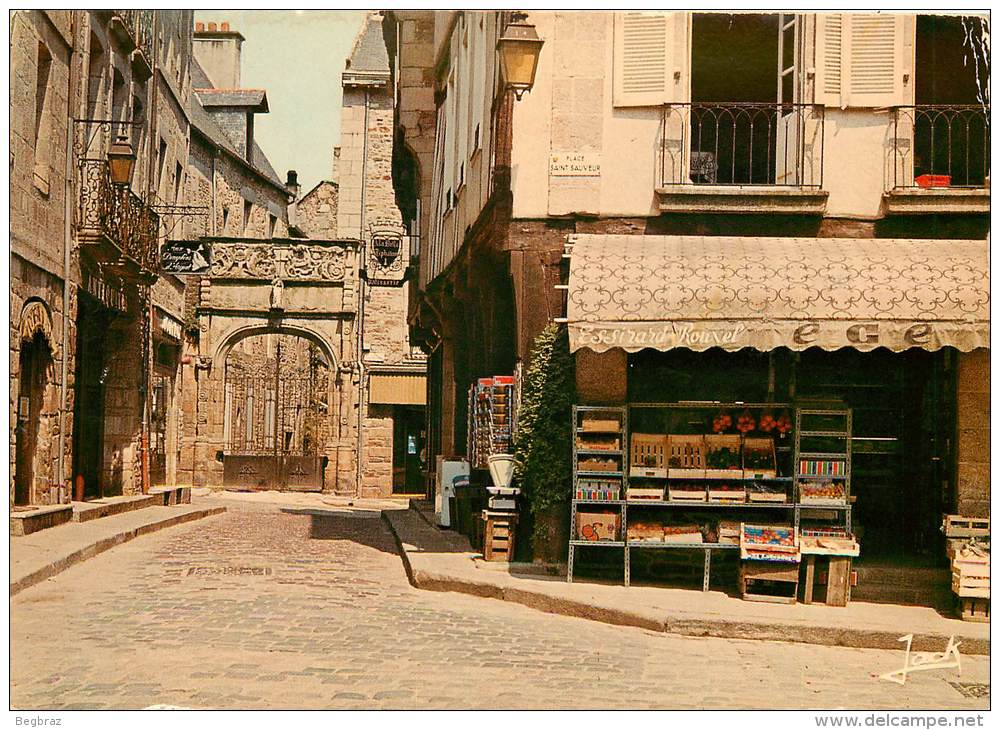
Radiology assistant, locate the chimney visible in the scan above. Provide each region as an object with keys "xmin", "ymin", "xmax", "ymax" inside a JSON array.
[
  {"xmin": 285, "ymin": 170, "xmax": 301, "ymax": 230},
  {"xmin": 285, "ymin": 170, "xmax": 301, "ymax": 200},
  {"xmin": 193, "ymin": 21, "xmax": 244, "ymax": 89}
]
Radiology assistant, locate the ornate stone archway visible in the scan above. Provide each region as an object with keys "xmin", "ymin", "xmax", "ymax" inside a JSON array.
[{"xmin": 186, "ymin": 238, "xmax": 360, "ymax": 492}]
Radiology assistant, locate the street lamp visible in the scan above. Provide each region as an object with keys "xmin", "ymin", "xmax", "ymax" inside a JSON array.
[
  {"xmin": 497, "ymin": 17, "xmax": 544, "ymax": 100},
  {"xmin": 107, "ymin": 135, "xmax": 136, "ymax": 186}
]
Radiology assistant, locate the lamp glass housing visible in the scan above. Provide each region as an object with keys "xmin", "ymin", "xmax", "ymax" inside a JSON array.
[
  {"xmin": 498, "ymin": 22, "xmax": 543, "ymax": 99},
  {"xmin": 108, "ymin": 137, "xmax": 136, "ymax": 186}
]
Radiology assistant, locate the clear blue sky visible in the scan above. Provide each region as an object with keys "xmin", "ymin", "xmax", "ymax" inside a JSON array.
[{"xmin": 196, "ymin": 10, "xmax": 368, "ymax": 192}]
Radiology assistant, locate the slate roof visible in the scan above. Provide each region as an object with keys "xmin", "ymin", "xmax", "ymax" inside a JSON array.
[
  {"xmin": 194, "ymin": 88, "xmax": 269, "ymax": 112},
  {"xmin": 344, "ymin": 14, "xmax": 390, "ymax": 84},
  {"xmin": 188, "ymin": 58, "xmax": 284, "ymax": 189}
]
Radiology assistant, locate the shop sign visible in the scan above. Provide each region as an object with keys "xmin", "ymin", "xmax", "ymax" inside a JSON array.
[
  {"xmin": 161, "ymin": 240, "xmax": 211, "ymax": 274},
  {"xmin": 574, "ymin": 322, "xmax": 749, "ymax": 349},
  {"xmin": 83, "ymin": 271, "xmax": 127, "ymax": 312},
  {"xmin": 549, "ymin": 152, "xmax": 601, "ymax": 177},
  {"xmin": 154, "ymin": 309, "xmax": 184, "ymax": 341}
]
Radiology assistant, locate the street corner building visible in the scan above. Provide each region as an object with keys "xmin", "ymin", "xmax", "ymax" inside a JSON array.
[
  {"xmin": 10, "ymin": 10, "xmax": 426, "ymax": 511},
  {"xmin": 390, "ymin": 11, "xmax": 990, "ymax": 606}
]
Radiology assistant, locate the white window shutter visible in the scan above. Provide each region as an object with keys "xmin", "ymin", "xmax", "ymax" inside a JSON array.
[
  {"xmin": 815, "ymin": 13, "xmax": 913, "ymax": 108},
  {"xmin": 613, "ymin": 12, "xmax": 688, "ymax": 107},
  {"xmin": 814, "ymin": 13, "xmax": 844, "ymax": 107}
]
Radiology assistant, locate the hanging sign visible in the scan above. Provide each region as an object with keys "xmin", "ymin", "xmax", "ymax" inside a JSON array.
[{"xmin": 161, "ymin": 240, "xmax": 211, "ymax": 274}]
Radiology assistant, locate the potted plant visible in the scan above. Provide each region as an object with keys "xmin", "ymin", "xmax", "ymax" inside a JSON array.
[{"xmin": 513, "ymin": 323, "xmax": 575, "ymax": 564}]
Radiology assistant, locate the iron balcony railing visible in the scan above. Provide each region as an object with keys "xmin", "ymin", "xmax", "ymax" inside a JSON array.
[
  {"xmin": 116, "ymin": 10, "xmax": 154, "ymax": 60},
  {"xmin": 77, "ymin": 159, "xmax": 160, "ymax": 276},
  {"xmin": 660, "ymin": 102, "xmax": 825, "ymax": 188},
  {"xmin": 889, "ymin": 105, "xmax": 990, "ymax": 189}
]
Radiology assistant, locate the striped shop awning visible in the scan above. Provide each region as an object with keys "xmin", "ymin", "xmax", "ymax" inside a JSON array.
[
  {"xmin": 369, "ymin": 372, "xmax": 427, "ymax": 406},
  {"xmin": 566, "ymin": 234, "xmax": 989, "ymax": 354}
]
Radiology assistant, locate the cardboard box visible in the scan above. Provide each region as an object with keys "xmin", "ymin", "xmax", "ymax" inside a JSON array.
[
  {"xmin": 667, "ymin": 435, "xmax": 706, "ymax": 478},
  {"xmin": 576, "ymin": 511, "xmax": 621, "ymax": 541}
]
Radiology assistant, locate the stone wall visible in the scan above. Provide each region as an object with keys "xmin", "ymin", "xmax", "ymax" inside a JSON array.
[{"xmin": 955, "ymin": 348, "xmax": 990, "ymax": 517}]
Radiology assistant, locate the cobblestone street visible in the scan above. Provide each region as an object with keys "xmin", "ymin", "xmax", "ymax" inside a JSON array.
[{"xmin": 10, "ymin": 501, "xmax": 990, "ymax": 710}]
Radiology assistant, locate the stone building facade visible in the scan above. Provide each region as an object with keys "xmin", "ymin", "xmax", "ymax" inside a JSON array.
[
  {"xmin": 289, "ymin": 13, "xmax": 427, "ymax": 496},
  {"xmin": 391, "ymin": 10, "xmax": 990, "ymax": 573},
  {"xmin": 10, "ymin": 10, "xmax": 196, "ymax": 506}
]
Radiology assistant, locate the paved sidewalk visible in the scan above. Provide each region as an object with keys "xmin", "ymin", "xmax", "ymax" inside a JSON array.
[
  {"xmin": 383, "ymin": 506, "xmax": 990, "ymax": 655},
  {"xmin": 10, "ymin": 503, "xmax": 226, "ymax": 596}
]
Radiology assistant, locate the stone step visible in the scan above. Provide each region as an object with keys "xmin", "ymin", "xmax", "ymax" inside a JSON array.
[
  {"xmin": 149, "ymin": 486, "xmax": 192, "ymax": 506},
  {"xmin": 72, "ymin": 494, "xmax": 160, "ymax": 522},
  {"xmin": 10, "ymin": 504, "xmax": 74, "ymax": 537},
  {"xmin": 852, "ymin": 564, "xmax": 954, "ymax": 610}
]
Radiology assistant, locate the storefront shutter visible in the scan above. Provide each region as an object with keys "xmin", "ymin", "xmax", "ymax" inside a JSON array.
[
  {"xmin": 613, "ymin": 12, "xmax": 688, "ymax": 107},
  {"xmin": 815, "ymin": 13, "xmax": 913, "ymax": 108}
]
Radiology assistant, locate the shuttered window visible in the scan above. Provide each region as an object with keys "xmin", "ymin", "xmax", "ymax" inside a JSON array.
[
  {"xmin": 613, "ymin": 12, "xmax": 689, "ymax": 107},
  {"xmin": 815, "ymin": 13, "xmax": 913, "ymax": 108}
]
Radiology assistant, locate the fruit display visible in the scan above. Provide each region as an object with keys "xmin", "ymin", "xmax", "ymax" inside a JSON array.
[
  {"xmin": 708, "ymin": 483, "xmax": 746, "ymax": 503},
  {"xmin": 775, "ymin": 410, "xmax": 792, "ymax": 435},
  {"xmin": 668, "ymin": 483, "xmax": 707, "ymax": 503},
  {"xmin": 578, "ymin": 457, "xmax": 620, "ymax": 473},
  {"xmin": 736, "ymin": 409, "xmax": 756, "ymax": 434},
  {"xmin": 740, "ymin": 523, "xmax": 800, "ymax": 562},
  {"xmin": 667, "ymin": 435, "xmax": 706, "ymax": 477},
  {"xmin": 799, "ymin": 479, "xmax": 846, "ymax": 504},
  {"xmin": 575, "ymin": 511, "xmax": 620, "ymax": 541},
  {"xmin": 759, "ymin": 411, "xmax": 776, "ymax": 433},
  {"xmin": 712, "ymin": 410, "xmax": 733, "ymax": 433}
]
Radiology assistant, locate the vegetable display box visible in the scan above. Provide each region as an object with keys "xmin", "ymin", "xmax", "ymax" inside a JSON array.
[
  {"xmin": 742, "ymin": 437, "xmax": 777, "ymax": 479},
  {"xmin": 577, "ymin": 435, "xmax": 621, "ymax": 451},
  {"xmin": 580, "ymin": 415, "xmax": 621, "ymax": 432},
  {"xmin": 662, "ymin": 525, "xmax": 704, "ymax": 544},
  {"xmin": 669, "ymin": 484, "xmax": 707, "ymax": 503},
  {"xmin": 626, "ymin": 486, "xmax": 664, "ymax": 501},
  {"xmin": 578, "ymin": 458, "xmax": 619, "ymax": 473},
  {"xmin": 667, "ymin": 435, "xmax": 706, "ymax": 478},
  {"xmin": 630, "ymin": 433, "xmax": 668, "ymax": 477},
  {"xmin": 799, "ymin": 479, "xmax": 846, "ymax": 505},
  {"xmin": 708, "ymin": 483, "xmax": 746, "ymax": 504},
  {"xmin": 746, "ymin": 483, "xmax": 787, "ymax": 503},
  {"xmin": 628, "ymin": 521, "xmax": 665, "ymax": 543},
  {"xmin": 740, "ymin": 523, "xmax": 800, "ymax": 563},
  {"xmin": 575, "ymin": 511, "xmax": 621, "ymax": 542},
  {"xmin": 704, "ymin": 435, "xmax": 743, "ymax": 478}
]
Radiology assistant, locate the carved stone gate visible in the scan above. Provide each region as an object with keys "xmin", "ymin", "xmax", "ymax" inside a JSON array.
[{"xmin": 222, "ymin": 333, "xmax": 329, "ymax": 490}]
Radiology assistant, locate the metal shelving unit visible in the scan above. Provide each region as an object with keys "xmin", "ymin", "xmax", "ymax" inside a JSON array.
[
  {"xmin": 794, "ymin": 408, "xmax": 853, "ymax": 533},
  {"xmin": 568, "ymin": 405, "xmax": 628, "ymax": 584}
]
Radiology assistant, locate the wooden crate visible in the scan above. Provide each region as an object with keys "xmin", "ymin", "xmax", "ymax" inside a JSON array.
[
  {"xmin": 708, "ymin": 485, "xmax": 746, "ymax": 503},
  {"xmin": 577, "ymin": 434, "xmax": 621, "ymax": 451},
  {"xmin": 667, "ymin": 435, "xmax": 706, "ymax": 478},
  {"xmin": 580, "ymin": 415, "xmax": 621, "ymax": 432},
  {"xmin": 577, "ymin": 458, "xmax": 620, "ymax": 473},
  {"xmin": 943, "ymin": 515, "xmax": 990, "ymax": 539},
  {"xmin": 704, "ymin": 435, "xmax": 743, "ymax": 479},
  {"xmin": 482, "ymin": 511, "xmax": 518, "ymax": 562},
  {"xmin": 669, "ymin": 485, "xmax": 707, "ymax": 503},
  {"xmin": 960, "ymin": 597, "xmax": 990, "ymax": 623},
  {"xmin": 626, "ymin": 486, "xmax": 664, "ymax": 501},
  {"xmin": 630, "ymin": 433, "xmax": 668, "ymax": 471},
  {"xmin": 742, "ymin": 437, "xmax": 777, "ymax": 479}
]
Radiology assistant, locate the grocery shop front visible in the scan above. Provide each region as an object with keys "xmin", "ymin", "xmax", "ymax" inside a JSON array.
[{"xmin": 563, "ymin": 234, "xmax": 989, "ymax": 606}]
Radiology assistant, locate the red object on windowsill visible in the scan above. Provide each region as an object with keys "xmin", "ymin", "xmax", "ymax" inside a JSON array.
[{"xmin": 915, "ymin": 174, "xmax": 952, "ymax": 188}]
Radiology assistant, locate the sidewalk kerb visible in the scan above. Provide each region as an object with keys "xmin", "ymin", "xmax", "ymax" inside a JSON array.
[
  {"xmin": 382, "ymin": 506, "xmax": 989, "ymax": 656},
  {"xmin": 10, "ymin": 506, "xmax": 227, "ymax": 597}
]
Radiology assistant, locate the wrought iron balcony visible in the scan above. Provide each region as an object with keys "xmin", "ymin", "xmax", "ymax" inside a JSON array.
[
  {"xmin": 112, "ymin": 10, "xmax": 154, "ymax": 62},
  {"xmin": 888, "ymin": 105, "xmax": 990, "ymax": 189},
  {"xmin": 660, "ymin": 102, "xmax": 825, "ymax": 188},
  {"xmin": 77, "ymin": 159, "xmax": 160, "ymax": 280}
]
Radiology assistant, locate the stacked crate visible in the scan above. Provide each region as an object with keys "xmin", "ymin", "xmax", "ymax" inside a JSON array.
[{"xmin": 943, "ymin": 515, "xmax": 990, "ymax": 622}]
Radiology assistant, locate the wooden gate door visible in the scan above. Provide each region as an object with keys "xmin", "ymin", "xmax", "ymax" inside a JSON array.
[{"xmin": 222, "ymin": 334, "xmax": 325, "ymax": 491}]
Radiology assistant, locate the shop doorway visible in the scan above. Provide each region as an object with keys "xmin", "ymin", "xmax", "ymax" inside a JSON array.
[
  {"xmin": 222, "ymin": 333, "xmax": 329, "ymax": 490},
  {"xmin": 72, "ymin": 293, "xmax": 115, "ymax": 500},
  {"xmin": 15, "ymin": 332, "xmax": 53, "ymax": 506},
  {"xmin": 150, "ymin": 372, "xmax": 170, "ymax": 486},
  {"xmin": 795, "ymin": 348, "xmax": 954, "ymax": 563},
  {"xmin": 392, "ymin": 406, "xmax": 425, "ymax": 494}
]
